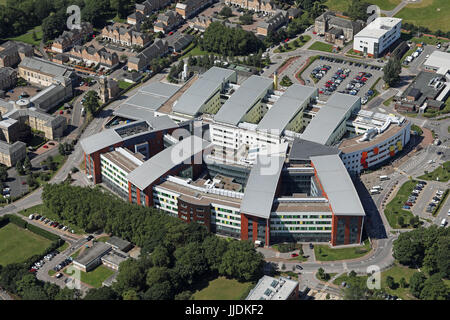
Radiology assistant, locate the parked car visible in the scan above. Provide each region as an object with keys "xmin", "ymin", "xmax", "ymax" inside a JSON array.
[{"xmin": 291, "ymin": 253, "xmax": 299, "ymax": 257}]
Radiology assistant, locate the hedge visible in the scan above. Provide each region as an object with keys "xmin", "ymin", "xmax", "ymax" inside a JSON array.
[
  {"xmin": 26, "ymin": 223, "xmax": 61, "ymax": 242},
  {"xmin": 7, "ymin": 214, "xmax": 27, "ymax": 228},
  {"xmin": 0, "ymin": 215, "xmax": 9, "ymax": 229}
]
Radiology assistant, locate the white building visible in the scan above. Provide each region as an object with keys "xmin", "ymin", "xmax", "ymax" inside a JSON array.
[{"xmin": 353, "ymin": 17, "xmax": 402, "ymax": 58}]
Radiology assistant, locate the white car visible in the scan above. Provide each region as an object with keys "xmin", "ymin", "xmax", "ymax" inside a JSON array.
[{"xmin": 447, "ymin": 209, "xmax": 450, "ymax": 216}]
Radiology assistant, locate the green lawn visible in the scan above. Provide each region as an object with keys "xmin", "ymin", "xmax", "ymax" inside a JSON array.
[
  {"xmin": 395, "ymin": 0, "xmax": 450, "ymax": 32},
  {"xmin": 308, "ymin": 41, "xmax": 334, "ymax": 53},
  {"xmin": 192, "ymin": 277, "xmax": 254, "ymax": 300},
  {"xmin": 384, "ymin": 180, "xmax": 417, "ymax": 229},
  {"xmin": 314, "ymin": 239, "xmax": 372, "ymax": 262},
  {"xmin": 333, "ymin": 264, "xmax": 419, "ymax": 300},
  {"xmin": 274, "ymin": 35, "xmax": 311, "ymax": 53},
  {"xmin": 325, "ymin": 0, "xmax": 401, "ymax": 12},
  {"xmin": 383, "ymin": 96, "xmax": 394, "ymax": 106},
  {"xmin": 6, "ymin": 25, "xmax": 42, "ymax": 46},
  {"xmin": 118, "ymin": 80, "xmax": 133, "ymax": 90},
  {"xmin": 19, "ymin": 204, "xmax": 85, "ymax": 235},
  {"xmin": 418, "ymin": 161, "xmax": 450, "ymax": 182},
  {"xmin": 0, "ymin": 223, "xmax": 52, "ymax": 266},
  {"xmin": 97, "ymin": 236, "xmax": 111, "ymax": 243},
  {"xmin": 66, "ymin": 265, "xmax": 115, "ymax": 288},
  {"xmin": 71, "ymin": 249, "xmax": 82, "ymax": 259},
  {"xmin": 181, "ymin": 44, "xmax": 210, "ymax": 58}
]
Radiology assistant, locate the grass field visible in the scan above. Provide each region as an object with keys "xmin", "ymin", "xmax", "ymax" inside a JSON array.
[
  {"xmin": 333, "ymin": 264, "xmax": 419, "ymax": 300},
  {"xmin": 0, "ymin": 223, "xmax": 52, "ymax": 266},
  {"xmin": 418, "ymin": 161, "xmax": 450, "ymax": 182},
  {"xmin": 314, "ymin": 239, "xmax": 372, "ymax": 261},
  {"xmin": 384, "ymin": 180, "xmax": 417, "ymax": 229},
  {"xmin": 66, "ymin": 265, "xmax": 115, "ymax": 288},
  {"xmin": 118, "ymin": 80, "xmax": 133, "ymax": 90},
  {"xmin": 325, "ymin": 0, "xmax": 401, "ymax": 12},
  {"xmin": 395, "ymin": 0, "xmax": 450, "ymax": 32},
  {"xmin": 97, "ymin": 236, "xmax": 111, "ymax": 242},
  {"xmin": 56, "ymin": 241, "xmax": 69, "ymax": 252},
  {"xmin": 6, "ymin": 25, "xmax": 42, "ymax": 46},
  {"xmin": 308, "ymin": 41, "xmax": 334, "ymax": 53},
  {"xmin": 192, "ymin": 277, "xmax": 254, "ymax": 300}
]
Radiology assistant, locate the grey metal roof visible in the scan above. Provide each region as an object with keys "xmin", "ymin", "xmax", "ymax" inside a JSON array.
[
  {"xmin": 80, "ymin": 127, "xmax": 123, "ymax": 155},
  {"xmin": 289, "ymin": 139, "xmax": 340, "ymax": 161},
  {"xmin": 214, "ymin": 75, "xmax": 273, "ymax": 126},
  {"xmin": 0, "ymin": 140, "xmax": 26, "ymax": 155},
  {"xmin": 257, "ymin": 85, "xmax": 317, "ymax": 133},
  {"xmin": 310, "ymin": 154, "xmax": 365, "ymax": 217},
  {"xmin": 127, "ymin": 135, "xmax": 212, "ymax": 191},
  {"xmin": 114, "ymin": 103, "xmax": 156, "ymax": 124},
  {"xmin": 74, "ymin": 242, "xmax": 111, "ymax": 266},
  {"xmin": 139, "ymin": 81, "xmax": 180, "ymax": 97},
  {"xmin": 173, "ymin": 67, "xmax": 236, "ymax": 116},
  {"xmin": 106, "ymin": 236, "xmax": 131, "ymax": 251},
  {"xmin": 125, "ymin": 92, "xmax": 168, "ymax": 111},
  {"xmin": 301, "ymin": 93, "xmax": 360, "ymax": 145},
  {"xmin": 19, "ymin": 57, "xmax": 71, "ymax": 78},
  {"xmin": 240, "ymin": 154, "xmax": 285, "ymax": 219},
  {"xmin": 424, "ymin": 51, "xmax": 450, "ymax": 74}
]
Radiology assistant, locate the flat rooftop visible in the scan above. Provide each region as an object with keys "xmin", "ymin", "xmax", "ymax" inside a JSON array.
[
  {"xmin": 214, "ymin": 75, "xmax": 273, "ymax": 126},
  {"xmin": 424, "ymin": 51, "xmax": 450, "ymax": 75},
  {"xmin": 272, "ymin": 201, "xmax": 331, "ymax": 213},
  {"xmin": 310, "ymin": 154, "xmax": 365, "ymax": 217},
  {"xmin": 354, "ymin": 17, "xmax": 402, "ymax": 39},
  {"xmin": 74, "ymin": 242, "xmax": 111, "ymax": 266},
  {"xmin": 246, "ymin": 276, "xmax": 298, "ymax": 300},
  {"xmin": 101, "ymin": 147, "xmax": 144, "ymax": 173},
  {"xmin": 257, "ymin": 85, "xmax": 317, "ymax": 134},
  {"xmin": 339, "ymin": 120, "xmax": 407, "ymax": 153}
]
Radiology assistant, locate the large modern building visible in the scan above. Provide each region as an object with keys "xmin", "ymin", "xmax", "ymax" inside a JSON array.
[
  {"xmin": 246, "ymin": 275, "xmax": 299, "ymax": 300},
  {"xmin": 353, "ymin": 17, "xmax": 402, "ymax": 58},
  {"xmin": 80, "ymin": 67, "xmax": 413, "ymax": 247}
]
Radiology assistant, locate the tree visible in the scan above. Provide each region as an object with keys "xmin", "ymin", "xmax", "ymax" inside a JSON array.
[
  {"xmin": 409, "ymin": 272, "xmax": 427, "ymax": 298},
  {"xmin": 219, "ymin": 240, "xmax": 264, "ymax": 282},
  {"xmin": 386, "ymin": 276, "xmax": 396, "ymax": 289},
  {"xmin": 173, "ymin": 242, "xmax": 208, "ymax": 285},
  {"xmin": 16, "ymin": 159, "xmax": 25, "ymax": 175},
  {"xmin": 317, "ymin": 267, "xmax": 325, "ymax": 279},
  {"xmin": 84, "ymin": 90, "xmax": 100, "ymax": 114},
  {"xmin": 27, "ymin": 174, "xmax": 37, "ymax": 188},
  {"xmin": 122, "ymin": 289, "xmax": 140, "ymax": 300},
  {"xmin": 23, "ymin": 156, "xmax": 32, "ymax": 174},
  {"xmin": 280, "ymin": 75, "xmax": 293, "ymax": 87},
  {"xmin": 113, "ymin": 259, "xmax": 147, "ymax": 295},
  {"xmin": 0, "ymin": 166, "xmax": 8, "ymax": 183},
  {"xmin": 84, "ymin": 286, "xmax": 120, "ymax": 300},
  {"xmin": 420, "ymin": 273, "xmax": 449, "ymax": 300},
  {"xmin": 151, "ymin": 245, "xmax": 171, "ymax": 268},
  {"xmin": 146, "ymin": 267, "xmax": 170, "ymax": 287},
  {"xmin": 393, "ymin": 232, "xmax": 425, "ymax": 267},
  {"xmin": 383, "ymin": 57, "xmax": 401, "ymax": 87},
  {"xmin": 55, "ymin": 287, "xmax": 81, "ymax": 300},
  {"xmin": 398, "ymin": 216, "xmax": 405, "ymax": 227},
  {"xmin": 219, "ymin": 6, "xmax": 233, "ymax": 18},
  {"xmin": 142, "ymin": 281, "xmax": 173, "ymax": 300},
  {"xmin": 399, "ymin": 277, "xmax": 407, "ymax": 288},
  {"xmin": 347, "ymin": 0, "xmax": 369, "ymax": 21},
  {"xmin": 175, "ymin": 290, "xmax": 192, "ymax": 300},
  {"xmin": 239, "ymin": 13, "xmax": 254, "ymax": 25}
]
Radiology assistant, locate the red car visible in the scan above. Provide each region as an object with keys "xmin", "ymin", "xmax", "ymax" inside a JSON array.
[
  {"xmin": 22, "ymin": 181, "xmax": 26, "ymax": 185},
  {"xmin": 340, "ymin": 74, "xmax": 346, "ymax": 78},
  {"xmin": 168, "ymin": 31, "xmax": 174, "ymax": 35},
  {"xmin": 319, "ymin": 90, "xmax": 324, "ymax": 94},
  {"xmin": 291, "ymin": 253, "xmax": 299, "ymax": 257},
  {"xmin": 355, "ymin": 76, "xmax": 361, "ymax": 80},
  {"xmin": 285, "ymin": 38, "xmax": 289, "ymax": 42},
  {"xmin": 362, "ymin": 77, "xmax": 368, "ymax": 82},
  {"xmin": 43, "ymin": 145, "xmax": 48, "ymax": 149},
  {"xmin": 29, "ymin": 268, "xmax": 37, "ymax": 273},
  {"xmin": 324, "ymin": 83, "xmax": 330, "ymax": 88},
  {"xmin": 405, "ymin": 202, "xmax": 413, "ymax": 206}
]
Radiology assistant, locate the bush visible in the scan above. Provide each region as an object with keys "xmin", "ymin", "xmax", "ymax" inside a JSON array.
[
  {"xmin": 26, "ymin": 223, "xmax": 61, "ymax": 242},
  {"xmin": 7, "ymin": 214, "xmax": 27, "ymax": 228}
]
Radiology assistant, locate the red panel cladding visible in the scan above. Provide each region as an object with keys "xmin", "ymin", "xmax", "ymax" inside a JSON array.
[
  {"xmin": 128, "ymin": 182, "xmax": 132, "ymax": 203},
  {"xmin": 356, "ymin": 216, "xmax": 363, "ymax": 243},
  {"xmin": 331, "ymin": 214, "xmax": 338, "ymax": 246},
  {"xmin": 252, "ymin": 220, "xmax": 258, "ymax": 242},
  {"xmin": 241, "ymin": 214, "xmax": 249, "ymax": 240},
  {"xmin": 136, "ymin": 187, "xmax": 141, "ymax": 205},
  {"xmin": 265, "ymin": 219, "xmax": 270, "ymax": 246},
  {"xmin": 373, "ymin": 147, "xmax": 379, "ymax": 155},
  {"xmin": 362, "ymin": 151, "xmax": 368, "ymax": 159}
]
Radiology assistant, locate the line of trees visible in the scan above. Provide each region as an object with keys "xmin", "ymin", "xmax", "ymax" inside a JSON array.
[{"xmin": 42, "ymin": 183, "xmax": 264, "ymax": 299}]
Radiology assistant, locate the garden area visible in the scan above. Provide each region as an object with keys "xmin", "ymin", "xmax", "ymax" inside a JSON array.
[
  {"xmin": 308, "ymin": 41, "xmax": 334, "ymax": 53},
  {"xmin": 118, "ymin": 80, "xmax": 133, "ymax": 90},
  {"xmin": 274, "ymin": 35, "xmax": 311, "ymax": 53},
  {"xmin": 6, "ymin": 25, "xmax": 42, "ymax": 46},
  {"xmin": 384, "ymin": 180, "xmax": 418, "ymax": 229},
  {"xmin": 325, "ymin": 0, "xmax": 401, "ymax": 12},
  {"xmin": 0, "ymin": 222, "xmax": 52, "ymax": 266},
  {"xmin": 192, "ymin": 276, "xmax": 254, "ymax": 300},
  {"xmin": 418, "ymin": 161, "xmax": 450, "ymax": 182},
  {"xmin": 65, "ymin": 265, "xmax": 115, "ymax": 288},
  {"xmin": 314, "ymin": 239, "xmax": 372, "ymax": 261}
]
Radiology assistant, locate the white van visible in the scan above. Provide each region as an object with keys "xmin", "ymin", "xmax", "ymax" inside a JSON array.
[
  {"xmin": 379, "ymin": 175, "xmax": 389, "ymax": 181},
  {"xmin": 370, "ymin": 189, "xmax": 380, "ymax": 195},
  {"xmin": 373, "ymin": 186, "xmax": 382, "ymax": 191},
  {"xmin": 440, "ymin": 219, "xmax": 447, "ymax": 227},
  {"xmin": 28, "ymin": 214, "xmax": 34, "ymax": 220}
]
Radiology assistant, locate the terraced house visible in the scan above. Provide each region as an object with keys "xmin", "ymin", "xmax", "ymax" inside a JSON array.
[
  {"xmin": 69, "ymin": 46, "xmax": 120, "ymax": 69},
  {"xmin": 225, "ymin": 0, "xmax": 277, "ymax": 14},
  {"xmin": 175, "ymin": 0, "xmax": 214, "ymax": 19},
  {"xmin": 154, "ymin": 10, "xmax": 184, "ymax": 33},
  {"xmin": 51, "ymin": 22, "xmax": 94, "ymax": 53},
  {"xmin": 102, "ymin": 23, "xmax": 151, "ymax": 48}
]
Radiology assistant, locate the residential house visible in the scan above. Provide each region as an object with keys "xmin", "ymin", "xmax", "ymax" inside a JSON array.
[
  {"xmin": 154, "ymin": 10, "xmax": 184, "ymax": 33},
  {"xmin": 0, "ymin": 41, "xmax": 33, "ymax": 68},
  {"xmin": 225, "ymin": 0, "xmax": 277, "ymax": 14},
  {"xmin": 175, "ymin": 0, "xmax": 214, "ymax": 19},
  {"xmin": 256, "ymin": 10, "xmax": 288, "ymax": 36},
  {"xmin": 136, "ymin": 0, "xmax": 172, "ymax": 15},
  {"xmin": 69, "ymin": 45, "xmax": 120, "ymax": 69},
  {"xmin": 166, "ymin": 33, "xmax": 194, "ymax": 53},
  {"xmin": 102, "ymin": 23, "xmax": 151, "ymax": 48},
  {"xmin": 51, "ymin": 22, "xmax": 94, "ymax": 53},
  {"xmin": 128, "ymin": 39, "xmax": 169, "ymax": 71},
  {"xmin": 0, "ymin": 67, "xmax": 17, "ymax": 91}
]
